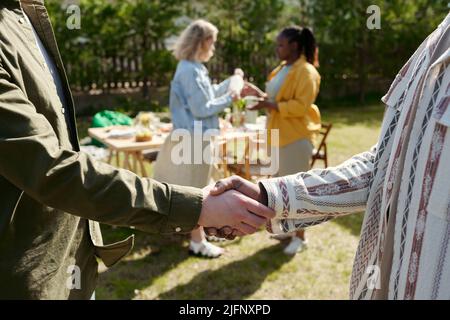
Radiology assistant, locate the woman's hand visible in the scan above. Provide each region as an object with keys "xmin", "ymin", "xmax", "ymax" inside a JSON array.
[
  {"xmin": 241, "ymin": 82, "xmax": 266, "ymax": 98},
  {"xmin": 247, "ymin": 99, "xmax": 278, "ymax": 111}
]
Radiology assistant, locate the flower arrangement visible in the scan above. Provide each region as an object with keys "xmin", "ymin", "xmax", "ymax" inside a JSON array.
[{"xmin": 231, "ymin": 99, "xmax": 246, "ymax": 127}]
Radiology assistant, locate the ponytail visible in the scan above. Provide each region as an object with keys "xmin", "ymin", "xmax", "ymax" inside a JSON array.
[{"xmin": 280, "ymin": 26, "xmax": 319, "ymax": 67}]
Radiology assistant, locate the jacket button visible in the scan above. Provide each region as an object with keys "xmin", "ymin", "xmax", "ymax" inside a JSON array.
[
  {"xmin": 175, "ymin": 227, "xmax": 182, "ymax": 232},
  {"xmin": 61, "ymin": 108, "xmax": 65, "ymax": 114},
  {"xmin": 19, "ymin": 18, "xmax": 25, "ymax": 24}
]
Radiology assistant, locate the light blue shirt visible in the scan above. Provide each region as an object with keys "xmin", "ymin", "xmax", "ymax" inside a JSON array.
[
  {"xmin": 266, "ymin": 65, "xmax": 292, "ymax": 103},
  {"xmin": 169, "ymin": 60, "xmax": 233, "ymax": 132}
]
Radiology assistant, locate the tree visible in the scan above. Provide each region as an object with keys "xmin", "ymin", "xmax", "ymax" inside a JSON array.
[
  {"xmin": 119, "ymin": 0, "xmax": 182, "ymax": 97},
  {"xmin": 297, "ymin": 0, "xmax": 449, "ymax": 103},
  {"xmin": 47, "ymin": 0, "xmax": 182, "ymax": 97},
  {"xmin": 46, "ymin": 0, "xmax": 449, "ymax": 105}
]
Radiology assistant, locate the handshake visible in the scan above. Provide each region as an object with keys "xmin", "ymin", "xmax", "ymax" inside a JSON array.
[{"xmin": 198, "ymin": 176, "xmax": 274, "ymax": 240}]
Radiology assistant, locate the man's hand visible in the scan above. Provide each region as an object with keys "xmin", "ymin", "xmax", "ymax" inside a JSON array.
[
  {"xmin": 210, "ymin": 175, "xmax": 268, "ymax": 205},
  {"xmin": 202, "ymin": 176, "xmax": 270, "ymax": 240},
  {"xmin": 199, "ymin": 181, "xmax": 274, "ymax": 240}
]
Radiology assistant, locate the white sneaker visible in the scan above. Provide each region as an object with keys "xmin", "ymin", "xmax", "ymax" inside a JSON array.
[
  {"xmin": 189, "ymin": 240, "xmax": 224, "ymax": 258},
  {"xmin": 283, "ymin": 237, "xmax": 308, "ymax": 256}
]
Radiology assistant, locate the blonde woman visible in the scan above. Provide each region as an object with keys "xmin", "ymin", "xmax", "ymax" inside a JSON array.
[{"xmin": 153, "ymin": 20, "xmax": 241, "ymax": 258}]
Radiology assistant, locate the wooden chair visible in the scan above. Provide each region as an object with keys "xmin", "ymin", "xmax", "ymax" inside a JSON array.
[
  {"xmin": 311, "ymin": 123, "xmax": 332, "ymax": 168},
  {"xmin": 143, "ymin": 149, "xmax": 159, "ymax": 163},
  {"xmin": 225, "ymin": 136, "xmax": 252, "ymax": 180}
]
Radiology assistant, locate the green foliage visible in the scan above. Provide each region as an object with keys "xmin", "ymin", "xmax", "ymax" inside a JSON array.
[
  {"xmin": 119, "ymin": 0, "xmax": 183, "ymax": 84},
  {"xmin": 46, "ymin": 0, "xmax": 182, "ymax": 91},
  {"xmin": 232, "ymin": 98, "xmax": 247, "ymax": 111},
  {"xmin": 46, "ymin": 0, "xmax": 449, "ymax": 104},
  {"xmin": 298, "ymin": 0, "xmax": 449, "ymax": 102}
]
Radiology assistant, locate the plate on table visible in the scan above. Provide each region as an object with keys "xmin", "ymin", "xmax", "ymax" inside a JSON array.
[{"xmin": 244, "ymin": 96, "xmax": 265, "ymax": 109}]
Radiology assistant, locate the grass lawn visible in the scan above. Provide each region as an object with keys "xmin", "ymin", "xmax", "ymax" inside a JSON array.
[{"xmin": 77, "ymin": 103, "xmax": 385, "ymax": 300}]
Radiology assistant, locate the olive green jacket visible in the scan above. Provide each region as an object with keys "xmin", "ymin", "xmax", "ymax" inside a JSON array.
[{"xmin": 0, "ymin": 0, "xmax": 203, "ymax": 299}]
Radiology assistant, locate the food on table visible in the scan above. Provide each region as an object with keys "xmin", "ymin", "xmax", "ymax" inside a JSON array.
[
  {"xmin": 136, "ymin": 112, "xmax": 152, "ymax": 126},
  {"xmin": 231, "ymin": 99, "xmax": 246, "ymax": 127},
  {"xmin": 158, "ymin": 123, "xmax": 173, "ymax": 133},
  {"xmin": 232, "ymin": 98, "xmax": 246, "ymax": 110},
  {"xmin": 107, "ymin": 127, "xmax": 136, "ymax": 139},
  {"xmin": 135, "ymin": 128, "xmax": 153, "ymax": 142}
]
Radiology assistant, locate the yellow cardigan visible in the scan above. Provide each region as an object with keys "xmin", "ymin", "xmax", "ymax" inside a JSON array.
[{"xmin": 267, "ymin": 55, "xmax": 321, "ymax": 147}]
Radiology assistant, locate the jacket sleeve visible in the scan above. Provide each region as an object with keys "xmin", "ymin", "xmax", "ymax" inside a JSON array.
[
  {"xmin": 184, "ymin": 68, "xmax": 233, "ymax": 119},
  {"xmin": 0, "ymin": 63, "xmax": 203, "ymax": 235},
  {"xmin": 260, "ymin": 147, "xmax": 376, "ymax": 234},
  {"xmin": 212, "ymin": 79, "xmax": 231, "ymax": 97},
  {"xmin": 277, "ymin": 69, "xmax": 319, "ymax": 119}
]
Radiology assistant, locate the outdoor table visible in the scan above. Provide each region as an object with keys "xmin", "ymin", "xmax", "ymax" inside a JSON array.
[
  {"xmin": 88, "ymin": 125, "xmax": 167, "ymax": 177},
  {"xmin": 88, "ymin": 121, "xmax": 267, "ymax": 180},
  {"xmin": 213, "ymin": 123, "xmax": 267, "ymax": 180}
]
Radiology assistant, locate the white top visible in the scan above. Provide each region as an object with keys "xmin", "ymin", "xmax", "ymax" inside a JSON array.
[
  {"xmin": 265, "ymin": 65, "xmax": 292, "ymax": 102},
  {"xmin": 23, "ymin": 13, "xmax": 68, "ymax": 113}
]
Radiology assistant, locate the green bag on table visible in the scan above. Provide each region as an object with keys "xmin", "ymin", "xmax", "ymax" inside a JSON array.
[{"xmin": 90, "ymin": 110, "xmax": 133, "ymax": 147}]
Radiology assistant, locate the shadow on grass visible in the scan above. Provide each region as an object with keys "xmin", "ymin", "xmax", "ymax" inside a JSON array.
[
  {"xmin": 156, "ymin": 242, "xmax": 293, "ymax": 300},
  {"xmin": 97, "ymin": 227, "xmax": 191, "ymax": 299},
  {"xmin": 331, "ymin": 213, "xmax": 365, "ymax": 237}
]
